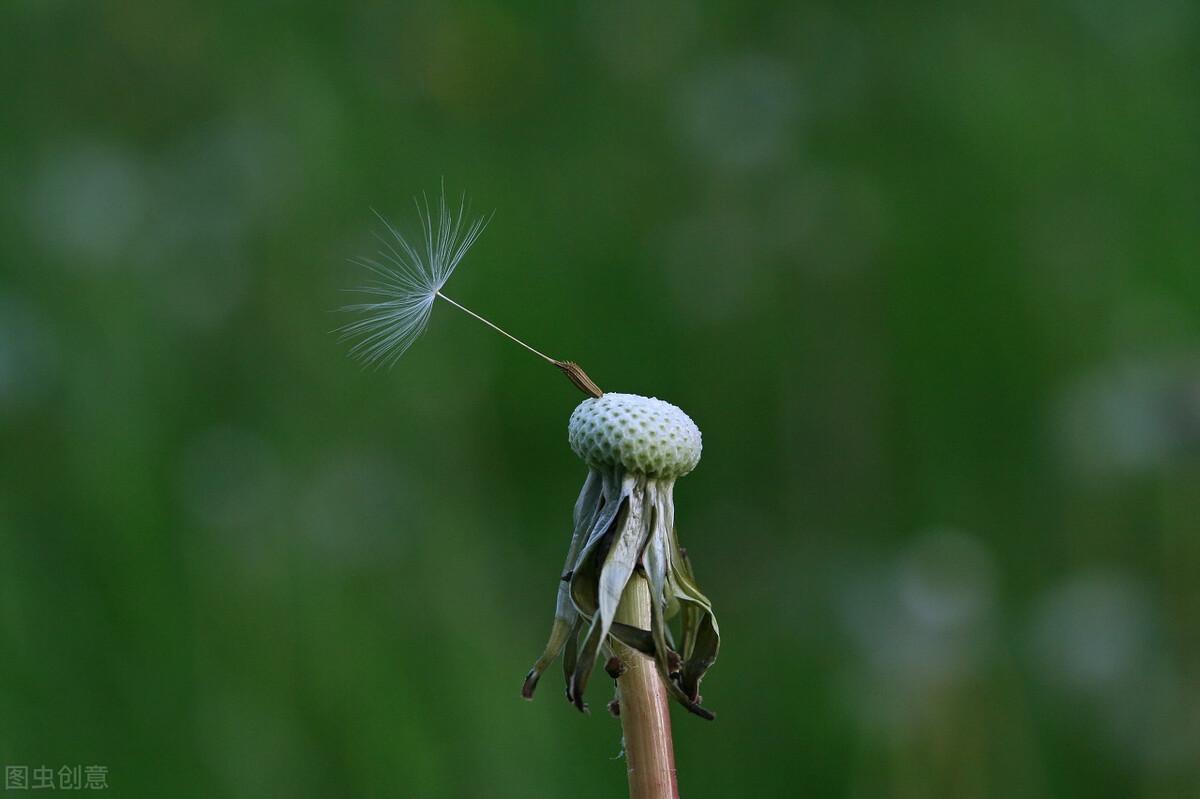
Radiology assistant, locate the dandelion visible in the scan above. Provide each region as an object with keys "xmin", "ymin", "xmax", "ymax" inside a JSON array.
[
  {"xmin": 521, "ymin": 393, "xmax": 720, "ymax": 724},
  {"xmin": 341, "ymin": 189, "xmax": 719, "ymax": 799}
]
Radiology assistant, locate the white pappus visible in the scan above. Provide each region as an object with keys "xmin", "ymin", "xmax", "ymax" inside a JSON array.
[{"xmin": 338, "ymin": 190, "xmax": 493, "ymax": 368}]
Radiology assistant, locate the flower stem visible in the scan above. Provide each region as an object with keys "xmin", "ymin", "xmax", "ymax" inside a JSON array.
[{"xmin": 614, "ymin": 573, "xmax": 679, "ymax": 799}]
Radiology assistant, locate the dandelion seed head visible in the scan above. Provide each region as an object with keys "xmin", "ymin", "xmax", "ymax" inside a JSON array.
[
  {"xmin": 568, "ymin": 393, "xmax": 702, "ymax": 478},
  {"xmin": 339, "ymin": 189, "xmax": 490, "ymax": 368}
]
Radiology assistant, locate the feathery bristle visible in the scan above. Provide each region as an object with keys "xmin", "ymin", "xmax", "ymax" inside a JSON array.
[{"xmin": 339, "ymin": 190, "xmax": 490, "ymax": 368}]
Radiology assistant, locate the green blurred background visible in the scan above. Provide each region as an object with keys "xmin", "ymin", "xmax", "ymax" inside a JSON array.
[{"xmin": 3, "ymin": 1, "xmax": 1199, "ymax": 796}]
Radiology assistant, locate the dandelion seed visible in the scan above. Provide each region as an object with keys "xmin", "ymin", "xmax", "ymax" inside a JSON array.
[{"xmin": 340, "ymin": 188, "xmax": 604, "ymax": 397}]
